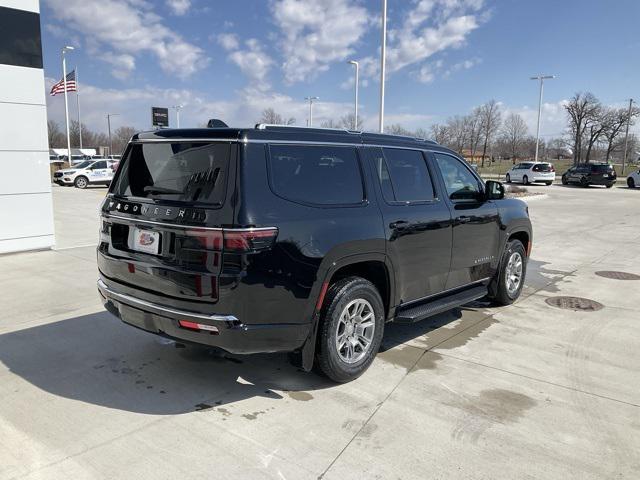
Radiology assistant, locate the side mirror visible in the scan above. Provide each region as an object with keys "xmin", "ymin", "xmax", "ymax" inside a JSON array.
[{"xmin": 485, "ymin": 180, "xmax": 505, "ymax": 200}]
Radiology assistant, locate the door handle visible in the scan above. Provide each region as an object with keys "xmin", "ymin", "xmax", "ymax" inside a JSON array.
[
  {"xmin": 456, "ymin": 216, "xmax": 472, "ymax": 224},
  {"xmin": 389, "ymin": 220, "xmax": 409, "ymax": 230}
]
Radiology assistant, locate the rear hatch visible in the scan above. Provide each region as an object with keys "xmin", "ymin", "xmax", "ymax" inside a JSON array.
[
  {"xmin": 98, "ymin": 140, "xmax": 237, "ymax": 304},
  {"xmin": 590, "ymin": 164, "xmax": 616, "ymax": 179},
  {"xmin": 532, "ymin": 163, "xmax": 554, "ymax": 173}
]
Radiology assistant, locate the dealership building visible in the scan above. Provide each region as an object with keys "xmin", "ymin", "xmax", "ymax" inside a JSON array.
[{"xmin": 0, "ymin": 0, "xmax": 54, "ymax": 254}]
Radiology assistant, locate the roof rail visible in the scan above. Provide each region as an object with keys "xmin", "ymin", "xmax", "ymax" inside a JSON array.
[{"xmin": 254, "ymin": 123, "xmax": 360, "ymax": 134}]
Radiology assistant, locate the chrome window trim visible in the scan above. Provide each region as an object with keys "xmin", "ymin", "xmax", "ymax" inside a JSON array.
[{"xmin": 98, "ymin": 279, "xmax": 238, "ymax": 323}]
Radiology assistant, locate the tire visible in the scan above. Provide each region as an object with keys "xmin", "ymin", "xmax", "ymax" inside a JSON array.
[
  {"xmin": 628, "ymin": 177, "xmax": 636, "ymax": 188},
  {"xmin": 74, "ymin": 176, "xmax": 88, "ymax": 189},
  {"xmin": 522, "ymin": 175, "xmax": 529, "ymax": 185},
  {"xmin": 505, "ymin": 174, "xmax": 511, "ymax": 183},
  {"xmin": 316, "ymin": 277, "xmax": 385, "ymax": 383},
  {"xmin": 488, "ymin": 239, "xmax": 527, "ymax": 306},
  {"xmin": 545, "ymin": 181, "xmax": 553, "ymax": 186},
  {"xmin": 561, "ymin": 175, "xmax": 568, "ymax": 185},
  {"xmin": 580, "ymin": 176, "xmax": 588, "ymax": 188},
  {"xmin": 606, "ymin": 183, "xmax": 613, "ymax": 189}
]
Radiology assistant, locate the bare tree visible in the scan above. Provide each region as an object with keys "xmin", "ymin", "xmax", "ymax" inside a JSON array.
[
  {"xmin": 478, "ymin": 100, "xmax": 502, "ymax": 167},
  {"xmin": 430, "ymin": 123, "xmax": 451, "ymax": 145},
  {"xmin": 466, "ymin": 108, "xmax": 483, "ymax": 159},
  {"xmin": 447, "ymin": 116, "xmax": 468, "ymax": 155},
  {"xmin": 601, "ymin": 106, "xmax": 640, "ymax": 162},
  {"xmin": 386, "ymin": 124, "xmax": 414, "ymax": 136},
  {"xmin": 565, "ymin": 92, "xmax": 601, "ymax": 164},
  {"xmin": 260, "ymin": 108, "xmax": 295, "ymax": 125},
  {"xmin": 112, "ymin": 126, "xmax": 137, "ymax": 155},
  {"xmin": 501, "ymin": 113, "xmax": 529, "ymax": 163},
  {"xmin": 47, "ymin": 120, "xmax": 65, "ymax": 148}
]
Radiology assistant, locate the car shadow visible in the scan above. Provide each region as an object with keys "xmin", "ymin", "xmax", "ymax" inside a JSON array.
[{"xmin": 0, "ymin": 312, "xmax": 334, "ymax": 415}]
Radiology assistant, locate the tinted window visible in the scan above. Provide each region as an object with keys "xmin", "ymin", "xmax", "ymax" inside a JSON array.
[
  {"xmin": 268, "ymin": 145, "xmax": 363, "ymax": 205},
  {"xmin": 520, "ymin": 163, "xmax": 534, "ymax": 169},
  {"xmin": 93, "ymin": 161, "xmax": 107, "ymax": 169},
  {"xmin": 0, "ymin": 7, "xmax": 43, "ymax": 69},
  {"xmin": 533, "ymin": 163, "xmax": 552, "ymax": 172},
  {"xmin": 434, "ymin": 153, "xmax": 481, "ymax": 201},
  {"xmin": 373, "ymin": 148, "xmax": 435, "ymax": 202},
  {"xmin": 112, "ymin": 142, "xmax": 230, "ymax": 205},
  {"xmin": 591, "ymin": 164, "xmax": 614, "ymax": 173}
]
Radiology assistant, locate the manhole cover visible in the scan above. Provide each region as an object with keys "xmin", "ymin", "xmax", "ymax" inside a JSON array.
[
  {"xmin": 595, "ymin": 271, "xmax": 640, "ymax": 281},
  {"xmin": 545, "ymin": 296, "xmax": 604, "ymax": 312}
]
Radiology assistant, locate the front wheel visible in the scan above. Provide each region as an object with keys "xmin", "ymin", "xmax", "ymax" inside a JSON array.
[
  {"xmin": 74, "ymin": 176, "xmax": 88, "ymax": 189},
  {"xmin": 522, "ymin": 175, "xmax": 529, "ymax": 185},
  {"xmin": 316, "ymin": 277, "xmax": 385, "ymax": 383},
  {"xmin": 627, "ymin": 177, "xmax": 636, "ymax": 188},
  {"xmin": 488, "ymin": 239, "xmax": 527, "ymax": 306},
  {"xmin": 606, "ymin": 183, "xmax": 613, "ymax": 189},
  {"xmin": 561, "ymin": 175, "xmax": 569, "ymax": 185},
  {"xmin": 580, "ymin": 176, "xmax": 589, "ymax": 188},
  {"xmin": 545, "ymin": 181, "xmax": 553, "ymax": 186}
]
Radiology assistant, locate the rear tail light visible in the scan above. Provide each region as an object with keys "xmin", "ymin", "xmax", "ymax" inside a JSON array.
[
  {"xmin": 178, "ymin": 320, "xmax": 219, "ymax": 333},
  {"xmin": 185, "ymin": 227, "xmax": 278, "ymax": 253},
  {"xmin": 550, "ymin": 165, "xmax": 555, "ymax": 172}
]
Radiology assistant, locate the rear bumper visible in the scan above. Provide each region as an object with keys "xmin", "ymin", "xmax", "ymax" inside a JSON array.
[
  {"xmin": 97, "ymin": 279, "xmax": 310, "ymax": 354},
  {"xmin": 531, "ymin": 174, "xmax": 555, "ymax": 182}
]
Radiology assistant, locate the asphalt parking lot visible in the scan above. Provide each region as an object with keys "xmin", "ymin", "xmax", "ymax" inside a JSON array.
[{"xmin": 1, "ymin": 183, "xmax": 639, "ymax": 479}]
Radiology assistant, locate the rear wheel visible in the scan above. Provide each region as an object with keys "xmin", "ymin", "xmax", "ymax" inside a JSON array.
[
  {"xmin": 488, "ymin": 239, "xmax": 527, "ymax": 306},
  {"xmin": 316, "ymin": 277, "xmax": 385, "ymax": 383},
  {"xmin": 522, "ymin": 175, "xmax": 529, "ymax": 185},
  {"xmin": 628, "ymin": 177, "xmax": 636, "ymax": 188},
  {"xmin": 545, "ymin": 181, "xmax": 553, "ymax": 186},
  {"xmin": 606, "ymin": 183, "xmax": 613, "ymax": 189},
  {"xmin": 561, "ymin": 175, "xmax": 569, "ymax": 185},
  {"xmin": 505, "ymin": 174, "xmax": 511, "ymax": 183},
  {"xmin": 74, "ymin": 176, "xmax": 88, "ymax": 189},
  {"xmin": 580, "ymin": 176, "xmax": 588, "ymax": 188}
]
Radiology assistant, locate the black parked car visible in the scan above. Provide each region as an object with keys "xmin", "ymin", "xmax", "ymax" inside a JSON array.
[
  {"xmin": 561, "ymin": 163, "xmax": 617, "ymax": 188},
  {"xmin": 97, "ymin": 125, "xmax": 532, "ymax": 382}
]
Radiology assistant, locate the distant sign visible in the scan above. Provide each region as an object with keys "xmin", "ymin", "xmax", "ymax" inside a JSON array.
[{"xmin": 151, "ymin": 107, "xmax": 169, "ymax": 127}]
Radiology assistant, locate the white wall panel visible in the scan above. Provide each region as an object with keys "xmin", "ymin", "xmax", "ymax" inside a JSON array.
[
  {"xmin": 0, "ymin": 102, "xmax": 48, "ymax": 152},
  {"xmin": 0, "ymin": 193, "xmax": 54, "ymax": 242},
  {"xmin": 0, "ymin": 65, "xmax": 45, "ymax": 105},
  {"xmin": 0, "ymin": 0, "xmax": 39, "ymax": 13},
  {"xmin": 0, "ymin": 151, "xmax": 51, "ymax": 194}
]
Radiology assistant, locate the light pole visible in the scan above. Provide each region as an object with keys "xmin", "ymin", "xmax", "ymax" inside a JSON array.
[
  {"xmin": 106, "ymin": 113, "xmax": 119, "ymax": 157},
  {"xmin": 305, "ymin": 96, "xmax": 319, "ymax": 127},
  {"xmin": 61, "ymin": 46, "xmax": 74, "ymax": 162},
  {"xmin": 622, "ymin": 98, "xmax": 634, "ymax": 175},
  {"xmin": 348, "ymin": 60, "xmax": 359, "ymax": 130},
  {"xmin": 378, "ymin": 0, "xmax": 387, "ymax": 133},
  {"xmin": 172, "ymin": 104, "xmax": 183, "ymax": 128},
  {"xmin": 530, "ymin": 74, "xmax": 555, "ymax": 162}
]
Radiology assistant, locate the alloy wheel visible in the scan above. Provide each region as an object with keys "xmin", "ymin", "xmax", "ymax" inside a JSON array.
[
  {"xmin": 505, "ymin": 252, "xmax": 523, "ymax": 297},
  {"xmin": 335, "ymin": 299, "xmax": 375, "ymax": 364}
]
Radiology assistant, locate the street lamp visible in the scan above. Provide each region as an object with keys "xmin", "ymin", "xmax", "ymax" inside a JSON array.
[
  {"xmin": 379, "ymin": 0, "xmax": 388, "ymax": 133},
  {"xmin": 171, "ymin": 104, "xmax": 183, "ymax": 128},
  {"xmin": 305, "ymin": 96, "xmax": 319, "ymax": 127},
  {"xmin": 61, "ymin": 46, "xmax": 74, "ymax": 162},
  {"xmin": 348, "ymin": 60, "xmax": 359, "ymax": 130},
  {"xmin": 530, "ymin": 74, "xmax": 556, "ymax": 162},
  {"xmin": 106, "ymin": 113, "xmax": 119, "ymax": 157}
]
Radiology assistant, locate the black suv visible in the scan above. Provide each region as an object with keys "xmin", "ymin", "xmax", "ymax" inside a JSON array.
[
  {"xmin": 561, "ymin": 163, "xmax": 617, "ymax": 188},
  {"xmin": 97, "ymin": 125, "xmax": 532, "ymax": 382}
]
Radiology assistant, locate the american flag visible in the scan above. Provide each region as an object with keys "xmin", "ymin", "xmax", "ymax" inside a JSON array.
[{"xmin": 50, "ymin": 70, "xmax": 77, "ymax": 96}]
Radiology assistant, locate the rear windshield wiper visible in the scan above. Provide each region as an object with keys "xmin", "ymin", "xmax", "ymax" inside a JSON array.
[{"xmin": 143, "ymin": 186, "xmax": 183, "ymax": 195}]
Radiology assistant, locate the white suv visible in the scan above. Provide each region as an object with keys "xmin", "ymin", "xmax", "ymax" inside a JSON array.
[
  {"xmin": 53, "ymin": 160, "xmax": 115, "ymax": 189},
  {"xmin": 627, "ymin": 168, "xmax": 640, "ymax": 188},
  {"xmin": 506, "ymin": 162, "xmax": 555, "ymax": 186}
]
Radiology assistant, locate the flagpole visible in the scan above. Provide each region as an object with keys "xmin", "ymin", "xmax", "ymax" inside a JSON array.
[
  {"xmin": 76, "ymin": 65, "xmax": 83, "ymax": 149},
  {"xmin": 61, "ymin": 46, "xmax": 74, "ymax": 163}
]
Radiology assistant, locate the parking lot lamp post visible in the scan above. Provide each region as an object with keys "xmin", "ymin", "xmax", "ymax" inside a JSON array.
[
  {"xmin": 348, "ymin": 60, "xmax": 359, "ymax": 130},
  {"xmin": 106, "ymin": 113, "xmax": 119, "ymax": 157},
  {"xmin": 61, "ymin": 46, "xmax": 74, "ymax": 162},
  {"xmin": 305, "ymin": 96, "xmax": 319, "ymax": 127},
  {"xmin": 172, "ymin": 104, "xmax": 183, "ymax": 128},
  {"xmin": 530, "ymin": 74, "xmax": 555, "ymax": 162},
  {"xmin": 379, "ymin": 0, "xmax": 387, "ymax": 133},
  {"xmin": 622, "ymin": 98, "xmax": 633, "ymax": 175}
]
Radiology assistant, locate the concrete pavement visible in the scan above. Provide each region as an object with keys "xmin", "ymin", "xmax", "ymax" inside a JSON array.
[{"xmin": 0, "ymin": 183, "xmax": 639, "ymax": 479}]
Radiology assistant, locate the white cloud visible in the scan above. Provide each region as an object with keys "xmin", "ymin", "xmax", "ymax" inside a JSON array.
[
  {"xmin": 228, "ymin": 40, "xmax": 274, "ymax": 88},
  {"xmin": 271, "ymin": 0, "xmax": 371, "ymax": 83},
  {"xmin": 44, "ymin": 0, "xmax": 208, "ymax": 79},
  {"xmin": 166, "ymin": 0, "xmax": 191, "ymax": 16},
  {"xmin": 100, "ymin": 52, "xmax": 136, "ymax": 79},
  {"xmin": 217, "ymin": 33, "xmax": 240, "ymax": 51},
  {"xmin": 361, "ymin": 0, "xmax": 486, "ymax": 81},
  {"xmin": 504, "ymin": 100, "xmax": 570, "ymax": 139}
]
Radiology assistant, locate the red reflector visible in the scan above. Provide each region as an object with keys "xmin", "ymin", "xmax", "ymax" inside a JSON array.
[
  {"xmin": 316, "ymin": 282, "xmax": 329, "ymax": 311},
  {"xmin": 223, "ymin": 228, "xmax": 278, "ymax": 252},
  {"xmin": 178, "ymin": 320, "xmax": 219, "ymax": 333}
]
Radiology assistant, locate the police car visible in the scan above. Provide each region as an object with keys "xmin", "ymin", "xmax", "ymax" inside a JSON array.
[{"xmin": 53, "ymin": 159, "xmax": 115, "ymax": 189}]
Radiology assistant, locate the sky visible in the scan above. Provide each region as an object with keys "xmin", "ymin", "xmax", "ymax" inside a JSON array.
[{"xmin": 41, "ymin": 0, "xmax": 640, "ymax": 138}]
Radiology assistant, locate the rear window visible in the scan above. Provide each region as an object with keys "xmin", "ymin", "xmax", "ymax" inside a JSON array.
[
  {"xmin": 533, "ymin": 163, "xmax": 552, "ymax": 172},
  {"xmin": 111, "ymin": 142, "xmax": 230, "ymax": 205},
  {"xmin": 591, "ymin": 164, "xmax": 614, "ymax": 173},
  {"xmin": 268, "ymin": 145, "xmax": 364, "ymax": 205}
]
